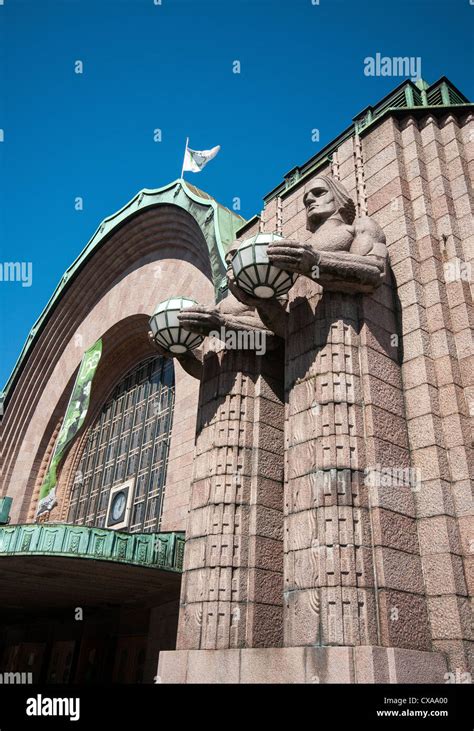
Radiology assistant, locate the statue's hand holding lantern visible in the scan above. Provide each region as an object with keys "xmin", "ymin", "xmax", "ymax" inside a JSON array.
[
  {"xmin": 266, "ymin": 239, "xmax": 320, "ymax": 278},
  {"xmin": 176, "ymin": 304, "xmax": 225, "ymax": 337}
]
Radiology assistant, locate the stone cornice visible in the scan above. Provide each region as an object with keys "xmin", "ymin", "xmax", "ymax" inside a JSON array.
[{"xmin": 262, "ymin": 76, "xmax": 472, "ymax": 205}]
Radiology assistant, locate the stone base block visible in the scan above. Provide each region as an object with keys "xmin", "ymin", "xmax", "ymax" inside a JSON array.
[{"xmin": 158, "ymin": 646, "xmax": 448, "ymax": 684}]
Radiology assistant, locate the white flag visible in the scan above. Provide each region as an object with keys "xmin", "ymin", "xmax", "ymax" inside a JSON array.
[{"xmin": 183, "ymin": 144, "xmax": 220, "ymax": 173}]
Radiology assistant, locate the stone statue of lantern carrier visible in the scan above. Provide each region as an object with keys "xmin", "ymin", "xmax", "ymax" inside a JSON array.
[{"xmin": 152, "ymin": 177, "xmax": 444, "ymax": 683}]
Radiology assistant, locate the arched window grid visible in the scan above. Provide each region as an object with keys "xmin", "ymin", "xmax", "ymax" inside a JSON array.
[{"xmin": 67, "ymin": 356, "xmax": 174, "ymax": 533}]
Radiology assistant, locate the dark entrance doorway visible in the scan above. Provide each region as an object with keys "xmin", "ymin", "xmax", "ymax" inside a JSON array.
[
  {"xmin": 0, "ymin": 551, "xmax": 182, "ymax": 684},
  {"xmin": 0, "ymin": 601, "xmax": 180, "ymax": 684}
]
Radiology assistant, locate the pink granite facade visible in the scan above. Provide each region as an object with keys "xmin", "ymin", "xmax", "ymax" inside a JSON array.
[{"xmin": 161, "ymin": 91, "xmax": 472, "ymax": 682}]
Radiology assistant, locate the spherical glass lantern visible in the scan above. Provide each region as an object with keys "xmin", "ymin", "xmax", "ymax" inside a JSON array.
[
  {"xmin": 149, "ymin": 297, "xmax": 204, "ymax": 354},
  {"xmin": 231, "ymin": 233, "xmax": 297, "ymax": 299}
]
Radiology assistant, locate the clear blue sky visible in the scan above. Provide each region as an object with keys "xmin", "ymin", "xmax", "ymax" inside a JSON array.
[{"xmin": 1, "ymin": 0, "xmax": 473, "ymax": 388}]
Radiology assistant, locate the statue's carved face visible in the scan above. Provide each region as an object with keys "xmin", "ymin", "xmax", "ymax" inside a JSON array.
[
  {"xmin": 225, "ymin": 244, "xmax": 238, "ymax": 272},
  {"xmin": 303, "ymin": 179, "xmax": 338, "ymax": 226}
]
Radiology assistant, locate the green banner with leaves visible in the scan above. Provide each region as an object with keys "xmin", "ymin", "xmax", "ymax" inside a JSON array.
[{"xmin": 36, "ymin": 338, "xmax": 102, "ymax": 516}]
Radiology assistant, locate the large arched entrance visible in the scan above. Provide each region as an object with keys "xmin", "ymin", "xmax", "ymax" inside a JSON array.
[
  {"xmin": 0, "ymin": 355, "xmax": 183, "ymax": 684},
  {"xmin": 0, "ymin": 179, "xmax": 246, "ymax": 684}
]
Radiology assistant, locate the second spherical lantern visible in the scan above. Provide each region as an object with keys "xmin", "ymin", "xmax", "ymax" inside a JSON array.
[{"xmin": 149, "ymin": 297, "xmax": 203, "ymax": 354}]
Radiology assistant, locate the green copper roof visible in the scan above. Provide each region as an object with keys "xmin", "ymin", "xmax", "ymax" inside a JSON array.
[
  {"xmin": 264, "ymin": 76, "xmax": 473, "ymax": 204},
  {"xmin": 0, "ymin": 523, "xmax": 185, "ymax": 572},
  {"xmin": 3, "ymin": 179, "xmax": 245, "ymax": 399}
]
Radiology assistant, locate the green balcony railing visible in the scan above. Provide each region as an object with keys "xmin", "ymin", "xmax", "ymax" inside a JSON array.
[{"xmin": 0, "ymin": 523, "xmax": 185, "ymax": 573}]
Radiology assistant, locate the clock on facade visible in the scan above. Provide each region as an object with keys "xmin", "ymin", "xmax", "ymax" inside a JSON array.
[
  {"xmin": 111, "ymin": 491, "xmax": 126, "ymax": 522},
  {"xmin": 106, "ymin": 480, "xmax": 135, "ymax": 530}
]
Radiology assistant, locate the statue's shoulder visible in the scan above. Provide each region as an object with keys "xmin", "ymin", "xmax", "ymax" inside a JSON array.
[{"xmin": 354, "ymin": 215, "xmax": 386, "ymax": 243}]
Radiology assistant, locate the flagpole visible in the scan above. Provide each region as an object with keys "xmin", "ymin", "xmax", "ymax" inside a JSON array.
[{"xmin": 180, "ymin": 137, "xmax": 189, "ymax": 179}]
